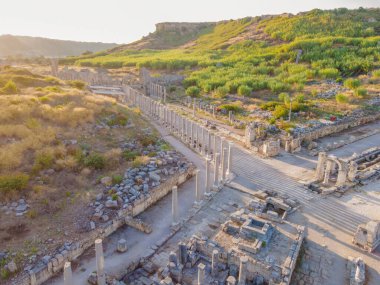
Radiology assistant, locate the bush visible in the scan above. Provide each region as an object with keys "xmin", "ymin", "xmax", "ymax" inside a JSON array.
[
  {"xmin": 84, "ymin": 153, "xmax": 105, "ymax": 170},
  {"xmin": 112, "ymin": 175, "xmax": 123, "ymax": 185},
  {"xmin": 273, "ymin": 105, "xmax": 288, "ymax": 119},
  {"xmin": 106, "ymin": 114, "xmax": 128, "ymax": 126},
  {"xmin": 237, "ymin": 85, "xmax": 252, "ymax": 96},
  {"xmin": 0, "ymin": 173, "xmax": 29, "ymax": 195},
  {"xmin": 261, "ymin": 101, "xmax": 279, "ymax": 111},
  {"xmin": 185, "ymin": 86, "xmax": 200, "ymax": 97},
  {"xmin": 278, "ymin": 92, "xmax": 289, "ymax": 102},
  {"xmin": 373, "ymin": 70, "xmax": 380, "ymax": 78},
  {"xmin": 104, "ymin": 148, "xmax": 122, "ymax": 168},
  {"xmin": 219, "ymin": 104, "xmax": 242, "ymax": 113},
  {"xmin": 132, "ymin": 156, "xmax": 149, "ymax": 168},
  {"xmin": 336, "ymin": 93, "xmax": 349, "ymax": 104},
  {"xmin": 1, "ymin": 80, "xmax": 18, "ymax": 94},
  {"xmin": 319, "ymin": 68, "xmax": 339, "ymax": 79},
  {"xmin": 295, "ymin": 93, "xmax": 305, "ymax": 103},
  {"xmin": 354, "ymin": 88, "xmax": 367, "ymax": 97},
  {"xmin": 344, "ymin": 78, "xmax": 361, "ymax": 89},
  {"xmin": 33, "ymin": 151, "xmax": 54, "ymax": 172},
  {"xmin": 123, "ymin": 150, "xmax": 139, "ymax": 161},
  {"xmin": 213, "ymin": 86, "xmax": 229, "ymax": 98},
  {"xmin": 68, "ymin": 80, "xmax": 86, "ymax": 90}
]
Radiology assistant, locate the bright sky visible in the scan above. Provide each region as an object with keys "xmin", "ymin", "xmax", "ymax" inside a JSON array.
[{"xmin": 1, "ymin": 0, "xmax": 379, "ymax": 44}]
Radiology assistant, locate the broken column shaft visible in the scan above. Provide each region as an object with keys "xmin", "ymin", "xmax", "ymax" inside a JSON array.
[{"xmin": 95, "ymin": 239, "xmax": 106, "ymax": 285}]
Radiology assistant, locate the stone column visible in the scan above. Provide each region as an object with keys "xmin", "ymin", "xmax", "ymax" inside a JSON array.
[
  {"xmin": 191, "ymin": 122, "xmax": 195, "ymax": 147},
  {"xmin": 222, "ymin": 147, "xmax": 227, "ymax": 182},
  {"xmin": 213, "ymin": 153, "xmax": 220, "ymax": 189},
  {"xmin": 323, "ymin": 159, "xmax": 333, "ymax": 185},
  {"xmin": 197, "ymin": 263, "xmax": 206, "ymax": 285},
  {"xmin": 63, "ymin": 262, "xmax": 72, "ymax": 285},
  {"xmin": 336, "ymin": 168, "xmax": 347, "ymax": 186},
  {"xmin": 220, "ymin": 137, "xmax": 225, "ymax": 168},
  {"xmin": 227, "ymin": 276, "xmax": 236, "ymax": 285},
  {"xmin": 193, "ymin": 99, "xmax": 196, "ymax": 117},
  {"xmin": 205, "ymin": 157, "xmax": 211, "ymax": 195},
  {"xmin": 211, "ymin": 249, "xmax": 219, "ymax": 277},
  {"xmin": 213, "ymin": 135, "xmax": 217, "ymax": 158},
  {"xmin": 315, "ymin": 152, "xmax": 327, "ymax": 181},
  {"xmin": 227, "ymin": 142, "xmax": 233, "ymax": 176},
  {"xmin": 195, "ymin": 169, "xmax": 201, "ymax": 203},
  {"xmin": 95, "ymin": 239, "xmax": 106, "ymax": 285},
  {"xmin": 178, "ymin": 242, "xmax": 187, "ymax": 265},
  {"xmin": 207, "ymin": 131, "xmax": 211, "ymax": 155},
  {"xmin": 238, "ymin": 256, "xmax": 248, "ymax": 285},
  {"xmin": 229, "ymin": 111, "xmax": 233, "ymax": 123},
  {"xmin": 172, "ymin": 186, "xmax": 179, "ymax": 225}
]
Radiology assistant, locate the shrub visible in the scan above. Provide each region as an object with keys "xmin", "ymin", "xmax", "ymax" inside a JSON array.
[
  {"xmin": 123, "ymin": 150, "xmax": 139, "ymax": 161},
  {"xmin": 336, "ymin": 93, "xmax": 349, "ymax": 104},
  {"xmin": 237, "ymin": 85, "xmax": 252, "ymax": 96},
  {"xmin": 185, "ymin": 86, "xmax": 200, "ymax": 97},
  {"xmin": 138, "ymin": 134, "xmax": 156, "ymax": 147},
  {"xmin": 112, "ymin": 175, "xmax": 123, "ymax": 185},
  {"xmin": 33, "ymin": 151, "xmax": 54, "ymax": 172},
  {"xmin": 295, "ymin": 94, "xmax": 305, "ymax": 103},
  {"xmin": 273, "ymin": 105, "xmax": 288, "ymax": 119},
  {"xmin": 261, "ymin": 101, "xmax": 279, "ymax": 111},
  {"xmin": 1, "ymin": 80, "xmax": 18, "ymax": 94},
  {"xmin": 213, "ymin": 86, "xmax": 229, "ymax": 98},
  {"xmin": 278, "ymin": 92, "xmax": 289, "ymax": 102},
  {"xmin": 84, "ymin": 153, "xmax": 105, "ymax": 170},
  {"xmin": 0, "ymin": 173, "xmax": 29, "ymax": 195},
  {"xmin": 219, "ymin": 104, "xmax": 242, "ymax": 113},
  {"xmin": 106, "ymin": 114, "xmax": 128, "ymax": 126},
  {"xmin": 344, "ymin": 78, "xmax": 361, "ymax": 89},
  {"xmin": 354, "ymin": 88, "xmax": 367, "ymax": 97},
  {"xmin": 104, "ymin": 148, "xmax": 122, "ymax": 168},
  {"xmin": 319, "ymin": 68, "xmax": 339, "ymax": 79},
  {"xmin": 132, "ymin": 156, "xmax": 149, "ymax": 168},
  {"xmin": 373, "ymin": 70, "xmax": 380, "ymax": 78},
  {"xmin": 68, "ymin": 80, "xmax": 86, "ymax": 90}
]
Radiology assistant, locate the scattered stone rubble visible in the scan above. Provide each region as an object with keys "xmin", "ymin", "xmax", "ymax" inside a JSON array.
[
  {"xmin": 0, "ymin": 199, "xmax": 30, "ymax": 217},
  {"xmin": 90, "ymin": 150, "xmax": 191, "ymax": 227}
]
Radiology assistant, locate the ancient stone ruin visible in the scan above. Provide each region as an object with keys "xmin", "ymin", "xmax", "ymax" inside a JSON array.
[
  {"xmin": 352, "ymin": 220, "xmax": 380, "ymax": 253},
  {"xmin": 122, "ymin": 201, "xmax": 304, "ymax": 285},
  {"xmin": 311, "ymin": 147, "xmax": 380, "ymax": 194}
]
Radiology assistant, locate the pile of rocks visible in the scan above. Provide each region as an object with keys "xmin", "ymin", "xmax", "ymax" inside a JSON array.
[
  {"xmin": 0, "ymin": 199, "xmax": 30, "ymax": 217},
  {"xmin": 89, "ymin": 150, "xmax": 191, "ymax": 226}
]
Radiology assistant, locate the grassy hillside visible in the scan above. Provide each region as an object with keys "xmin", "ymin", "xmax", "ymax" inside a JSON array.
[
  {"xmin": 0, "ymin": 35, "xmax": 119, "ymax": 58},
  {"xmin": 66, "ymin": 8, "xmax": 380, "ymax": 128}
]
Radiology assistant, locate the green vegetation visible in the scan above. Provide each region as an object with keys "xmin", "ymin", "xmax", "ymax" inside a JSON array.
[
  {"xmin": 336, "ymin": 93, "xmax": 349, "ymax": 104},
  {"xmin": 0, "ymin": 173, "xmax": 29, "ymax": 195},
  {"xmin": 84, "ymin": 153, "xmax": 106, "ymax": 170},
  {"xmin": 1, "ymin": 80, "xmax": 18, "ymax": 94}
]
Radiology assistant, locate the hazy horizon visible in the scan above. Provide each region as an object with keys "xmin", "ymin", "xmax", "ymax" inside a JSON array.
[{"xmin": 1, "ymin": 0, "xmax": 379, "ymax": 44}]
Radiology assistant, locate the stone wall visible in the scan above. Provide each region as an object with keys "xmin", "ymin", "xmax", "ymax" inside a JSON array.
[
  {"xmin": 12, "ymin": 168, "xmax": 195, "ymax": 285},
  {"xmin": 299, "ymin": 113, "xmax": 380, "ymax": 143}
]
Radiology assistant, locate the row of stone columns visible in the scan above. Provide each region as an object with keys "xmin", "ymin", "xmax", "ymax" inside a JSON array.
[{"xmin": 123, "ymin": 86, "xmax": 234, "ymax": 165}]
